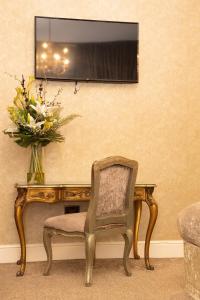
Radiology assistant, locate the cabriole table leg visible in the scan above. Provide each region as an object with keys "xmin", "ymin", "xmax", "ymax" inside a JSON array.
[
  {"xmin": 133, "ymin": 200, "xmax": 142, "ymax": 259},
  {"xmin": 14, "ymin": 189, "xmax": 27, "ymax": 276},
  {"xmin": 144, "ymin": 187, "xmax": 158, "ymax": 270}
]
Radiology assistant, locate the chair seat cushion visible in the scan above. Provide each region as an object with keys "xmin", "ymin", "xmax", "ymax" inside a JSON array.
[
  {"xmin": 177, "ymin": 202, "xmax": 200, "ymax": 247},
  {"xmin": 44, "ymin": 212, "xmax": 87, "ymax": 232}
]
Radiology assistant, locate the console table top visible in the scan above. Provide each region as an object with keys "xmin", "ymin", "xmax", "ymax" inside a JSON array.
[{"xmin": 16, "ymin": 183, "xmax": 156, "ymax": 189}]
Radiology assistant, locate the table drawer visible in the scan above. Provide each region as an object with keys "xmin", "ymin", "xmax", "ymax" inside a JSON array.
[
  {"xmin": 134, "ymin": 188, "xmax": 146, "ymax": 201},
  {"xmin": 27, "ymin": 188, "xmax": 58, "ymax": 203},
  {"xmin": 62, "ymin": 187, "xmax": 146, "ymax": 202},
  {"xmin": 62, "ymin": 187, "xmax": 91, "ymax": 201}
]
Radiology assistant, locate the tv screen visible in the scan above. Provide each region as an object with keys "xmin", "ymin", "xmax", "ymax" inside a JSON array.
[{"xmin": 35, "ymin": 17, "xmax": 139, "ymax": 83}]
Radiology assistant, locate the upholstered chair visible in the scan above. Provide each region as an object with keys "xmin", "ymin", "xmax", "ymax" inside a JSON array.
[
  {"xmin": 43, "ymin": 156, "xmax": 138, "ymax": 286},
  {"xmin": 178, "ymin": 203, "xmax": 200, "ymax": 299}
]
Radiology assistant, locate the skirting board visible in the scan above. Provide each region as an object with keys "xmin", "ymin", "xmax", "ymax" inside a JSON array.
[{"xmin": 0, "ymin": 240, "xmax": 183, "ymax": 263}]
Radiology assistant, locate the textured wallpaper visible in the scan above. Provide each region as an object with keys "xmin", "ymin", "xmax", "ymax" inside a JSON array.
[{"xmin": 0, "ymin": 0, "xmax": 200, "ymax": 245}]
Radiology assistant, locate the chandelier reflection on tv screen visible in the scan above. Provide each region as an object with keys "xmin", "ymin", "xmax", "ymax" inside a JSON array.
[{"xmin": 36, "ymin": 41, "xmax": 71, "ymax": 78}]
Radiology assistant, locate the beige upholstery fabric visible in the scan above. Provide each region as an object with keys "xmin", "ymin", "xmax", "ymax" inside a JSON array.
[
  {"xmin": 177, "ymin": 202, "xmax": 200, "ymax": 247},
  {"xmin": 184, "ymin": 242, "xmax": 200, "ymax": 300},
  {"xmin": 96, "ymin": 165, "xmax": 130, "ymax": 217},
  {"xmin": 44, "ymin": 212, "xmax": 87, "ymax": 232}
]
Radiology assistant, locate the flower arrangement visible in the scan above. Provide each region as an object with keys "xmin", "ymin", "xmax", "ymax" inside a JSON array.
[
  {"xmin": 4, "ymin": 75, "xmax": 80, "ymax": 184},
  {"xmin": 4, "ymin": 75, "xmax": 79, "ymax": 147}
]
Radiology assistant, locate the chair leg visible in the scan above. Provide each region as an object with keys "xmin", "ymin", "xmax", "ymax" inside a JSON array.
[
  {"xmin": 93, "ymin": 240, "xmax": 96, "ymax": 267},
  {"xmin": 122, "ymin": 229, "xmax": 133, "ymax": 276},
  {"xmin": 43, "ymin": 227, "xmax": 53, "ymax": 276},
  {"xmin": 85, "ymin": 233, "xmax": 95, "ymax": 287}
]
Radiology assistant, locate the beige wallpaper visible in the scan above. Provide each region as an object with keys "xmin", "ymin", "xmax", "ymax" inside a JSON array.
[{"xmin": 0, "ymin": 0, "xmax": 200, "ymax": 245}]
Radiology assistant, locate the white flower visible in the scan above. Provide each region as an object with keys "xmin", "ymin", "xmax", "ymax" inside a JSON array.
[
  {"xmin": 4, "ymin": 126, "xmax": 19, "ymax": 133},
  {"xmin": 27, "ymin": 114, "xmax": 45, "ymax": 130},
  {"xmin": 29, "ymin": 102, "xmax": 47, "ymax": 117}
]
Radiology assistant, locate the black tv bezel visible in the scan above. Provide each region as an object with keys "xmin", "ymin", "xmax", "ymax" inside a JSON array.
[{"xmin": 34, "ymin": 16, "xmax": 139, "ymax": 84}]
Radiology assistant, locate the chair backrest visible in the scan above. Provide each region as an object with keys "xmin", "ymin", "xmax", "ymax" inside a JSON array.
[{"xmin": 85, "ymin": 156, "xmax": 138, "ymax": 233}]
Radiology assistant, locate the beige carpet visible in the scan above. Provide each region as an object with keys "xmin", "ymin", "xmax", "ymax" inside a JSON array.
[{"xmin": 0, "ymin": 258, "xmax": 192, "ymax": 300}]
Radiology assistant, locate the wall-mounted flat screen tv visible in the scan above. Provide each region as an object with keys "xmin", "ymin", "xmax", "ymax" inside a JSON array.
[{"xmin": 35, "ymin": 16, "xmax": 139, "ymax": 83}]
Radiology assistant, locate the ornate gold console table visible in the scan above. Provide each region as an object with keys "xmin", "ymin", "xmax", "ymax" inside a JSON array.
[{"xmin": 14, "ymin": 183, "xmax": 158, "ymax": 276}]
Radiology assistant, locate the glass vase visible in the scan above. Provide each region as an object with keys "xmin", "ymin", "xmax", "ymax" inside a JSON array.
[{"xmin": 27, "ymin": 143, "xmax": 45, "ymax": 184}]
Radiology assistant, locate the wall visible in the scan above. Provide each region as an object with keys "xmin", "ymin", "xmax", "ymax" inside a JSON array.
[{"xmin": 0, "ymin": 0, "xmax": 199, "ymax": 246}]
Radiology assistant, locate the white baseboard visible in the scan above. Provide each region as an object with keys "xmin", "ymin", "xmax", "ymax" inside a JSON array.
[{"xmin": 0, "ymin": 240, "xmax": 183, "ymax": 263}]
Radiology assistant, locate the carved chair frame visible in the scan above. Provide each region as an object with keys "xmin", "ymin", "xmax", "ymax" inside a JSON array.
[{"xmin": 43, "ymin": 156, "xmax": 138, "ymax": 286}]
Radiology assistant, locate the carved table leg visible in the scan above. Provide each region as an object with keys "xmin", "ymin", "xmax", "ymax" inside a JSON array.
[
  {"xmin": 14, "ymin": 188, "xmax": 27, "ymax": 276},
  {"xmin": 133, "ymin": 200, "xmax": 142, "ymax": 259},
  {"xmin": 144, "ymin": 187, "xmax": 158, "ymax": 270}
]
